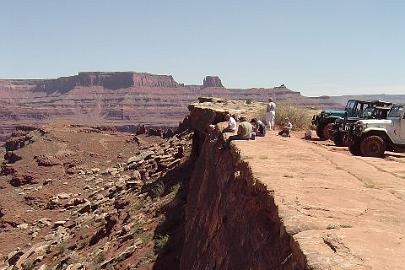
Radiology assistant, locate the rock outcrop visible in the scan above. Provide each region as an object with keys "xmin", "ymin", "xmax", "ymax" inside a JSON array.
[
  {"xmin": 202, "ymin": 76, "xmax": 224, "ymax": 88},
  {"xmin": 178, "ymin": 99, "xmax": 306, "ymax": 269}
]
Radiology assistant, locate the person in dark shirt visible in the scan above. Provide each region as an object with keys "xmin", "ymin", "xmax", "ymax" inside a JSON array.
[{"xmin": 250, "ymin": 118, "xmax": 266, "ymax": 137}]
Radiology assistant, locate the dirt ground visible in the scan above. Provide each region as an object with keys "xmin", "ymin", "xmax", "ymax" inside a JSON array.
[
  {"xmin": 233, "ymin": 130, "xmax": 405, "ymax": 269},
  {"xmin": 0, "ymin": 122, "xmax": 191, "ymax": 269}
]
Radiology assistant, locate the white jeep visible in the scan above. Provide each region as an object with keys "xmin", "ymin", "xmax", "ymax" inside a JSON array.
[{"xmin": 347, "ymin": 105, "xmax": 405, "ymax": 157}]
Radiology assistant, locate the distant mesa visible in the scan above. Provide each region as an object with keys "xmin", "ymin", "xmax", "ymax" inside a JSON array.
[
  {"xmin": 202, "ymin": 76, "xmax": 224, "ymax": 88},
  {"xmin": 32, "ymin": 72, "xmax": 180, "ymax": 94}
]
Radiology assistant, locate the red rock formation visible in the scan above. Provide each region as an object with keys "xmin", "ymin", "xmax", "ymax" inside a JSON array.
[
  {"xmin": 202, "ymin": 76, "xmax": 224, "ymax": 88},
  {"xmin": 32, "ymin": 72, "xmax": 180, "ymax": 94},
  {"xmin": 0, "ymin": 72, "xmax": 342, "ymax": 143},
  {"xmin": 180, "ymin": 102, "xmax": 307, "ymax": 269}
]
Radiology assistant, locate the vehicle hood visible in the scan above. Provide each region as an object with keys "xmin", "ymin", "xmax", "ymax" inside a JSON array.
[
  {"xmin": 321, "ymin": 110, "xmax": 346, "ymax": 117},
  {"xmin": 357, "ymin": 119, "xmax": 392, "ymax": 126}
]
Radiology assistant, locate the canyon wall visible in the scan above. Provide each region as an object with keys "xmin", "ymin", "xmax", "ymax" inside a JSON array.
[
  {"xmin": 0, "ymin": 72, "xmax": 342, "ymax": 143},
  {"xmin": 179, "ymin": 100, "xmax": 307, "ymax": 269}
]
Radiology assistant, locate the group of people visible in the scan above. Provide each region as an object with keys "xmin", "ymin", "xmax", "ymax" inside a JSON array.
[{"xmin": 218, "ymin": 98, "xmax": 293, "ymax": 149}]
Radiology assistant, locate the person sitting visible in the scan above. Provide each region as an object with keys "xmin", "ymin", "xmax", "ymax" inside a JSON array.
[
  {"xmin": 219, "ymin": 117, "xmax": 252, "ymax": 149},
  {"xmin": 222, "ymin": 113, "xmax": 237, "ymax": 133},
  {"xmin": 278, "ymin": 117, "xmax": 292, "ymax": 137},
  {"xmin": 250, "ymin": 118, "xmax": 266, "ymax": 137}
]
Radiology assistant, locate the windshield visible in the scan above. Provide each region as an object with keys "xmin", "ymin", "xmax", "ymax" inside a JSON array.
[
  {"xmin": 345, "ymin": 100, "xmax": 373, "ymax": 117},
  {"xmin": 345, "ymin": 100, "xmax": 356, "ymax": 110},
  {"xmin": 388, "ymin": 106, "xmax": 404, "ymax": 118}
]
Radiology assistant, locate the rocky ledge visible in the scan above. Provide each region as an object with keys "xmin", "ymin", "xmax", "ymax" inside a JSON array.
[{"xmin": 180, "ymin": 97, "xmax": 405, "ymax": 270}]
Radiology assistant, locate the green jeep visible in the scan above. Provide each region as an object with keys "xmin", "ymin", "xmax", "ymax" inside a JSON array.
[{"xmin": 312, "ymin": 99, "xmax": 391, "ymax": 140}]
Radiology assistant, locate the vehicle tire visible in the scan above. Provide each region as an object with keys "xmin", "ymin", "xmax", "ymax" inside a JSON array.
[
  {"xmin": 322, "ymin": 123, "xmax": 335, "ymax": 140},
  {"xmin": 316, "ymin": 125, "xmax": 325, "ymax": 140},
  {"xmin": 360, "ymin": 135, "xmax": 386, "ymax": 157},
  {"xmin": 349, "ymin": 143, "xmax": 361, "ymax": 156},
  {"xmin": 343, "ymin": 134, "xmax": 351, "ymax": 146},
  {"xmin": 333, "ymin": 132, "xmax": 344, "ymax": 147}
]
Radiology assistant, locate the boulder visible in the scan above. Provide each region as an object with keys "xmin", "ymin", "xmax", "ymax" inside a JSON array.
[
  {"xmin": 148, "ymin": 128, "xmax": 163, "ymax": 137},
  {"xmin": 127, "ymin": 151, "xmax": 154, "ymax": 164},
  {"xmin": 163, "ymin": 128, "xmax": 175, "ymax": 138},
  {"xmin": 0, "ymin": 165, "xmax": 16, "ymax": 175},
  {"xmin": 4, "ymin": 152, "xmax": 22, "ymax": 164},
  {"xmin": 34, "ymin": 155, "xmax": 61, "ymax": 166},
  {"xmin": 10, "ymin": 175, "xmax": 37, "ymax": 187},
  {"xmin": 136, "ymin": 125, "xmax": 146, "ymax": 135}
]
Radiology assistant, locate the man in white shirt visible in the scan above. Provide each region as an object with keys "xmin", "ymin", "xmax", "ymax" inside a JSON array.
[
  {"xmin": 223, "ymin": 114, "xmax": 237, "ymax": 132},
  {"xmin": 266, "ymin": 98, "xmax": 276, "ymax": 130}
]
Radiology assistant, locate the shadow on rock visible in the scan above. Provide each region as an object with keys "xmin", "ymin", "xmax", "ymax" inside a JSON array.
[{"xmin": 148, "ymin": 159, "xmax": 194, "ymax": 270}]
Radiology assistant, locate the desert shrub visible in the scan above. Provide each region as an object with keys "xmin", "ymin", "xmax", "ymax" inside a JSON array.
[
  {"xmin": 275, "ymin": 103, "xmax": 313, "ymax": 130},
  {"xmin": 154, "ymin": 234, "xmax": 169, "ymax": 253},
  {"xmin": 256, "ymin": 103, "xmax": 313, "ymax": 130}
]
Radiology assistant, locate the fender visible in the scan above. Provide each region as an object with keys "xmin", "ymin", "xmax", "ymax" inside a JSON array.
[{"xmin": 361, "ymin": 129, "xmax": 395, "ymax": 150}]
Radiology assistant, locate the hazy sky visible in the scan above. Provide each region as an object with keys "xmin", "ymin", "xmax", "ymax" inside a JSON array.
[{"xmin": 1, "ymin": 0, "xmax": 404, "ymax": 96}]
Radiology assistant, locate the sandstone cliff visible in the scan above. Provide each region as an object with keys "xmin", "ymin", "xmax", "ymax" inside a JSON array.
[
  {"xmin": 178, "ymin": 98, "xmax": 405, "ymax": 269},
  {"xmin": 179, "ymin": 99, "xmax": 307, "ymax": 269},
  {"xmin": 0, "ymin": 72, "xmax": 342, "ymax": 143},
  {"xmin": 202, "ymin": 76, "xmax": 224, "ymax": 88}
]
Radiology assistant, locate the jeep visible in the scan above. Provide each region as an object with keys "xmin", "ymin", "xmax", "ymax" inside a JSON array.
[
  {"xmin": 347, "ymin": 105, "xmax": 405, "ymax": 157},
  {"xmin": 332, "ymin": 104, "xmax": 392, "ymax": 146},
  {"xmin": 312, "ymin": 99, "xmax": 391, "ymax": 140}
]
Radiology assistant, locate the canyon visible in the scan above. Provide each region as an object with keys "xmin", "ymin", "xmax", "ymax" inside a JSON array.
[
  {"xmin": 0, "ymin": 72, "xmax": 342, "ymax": 143},
  {"xmin": 1, "ymin": 98, "xmax": 404, "ymax": 269}
]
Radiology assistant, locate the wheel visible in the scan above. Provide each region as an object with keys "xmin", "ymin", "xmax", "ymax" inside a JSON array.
[
  {"xmin": 333, "ymin": 132, "xmax": 344, "ymax": 147},
  {"xmin": 322, "ymin": 123, "xmax": 335, "ymax": 140},
  {"xmin": 343, "ymin": 134, "xmax": 351, "ymax": 146},
  {"xmin": 349, "ymin": 143, "xmax": 361, "ymax": 156},
  {"xmin": 360, "ymin": 135, "xmax": 386, "ymax": 157},
  {"xmin": 316, "ymin": 125, "xmax": 324, "ymax": 139}
]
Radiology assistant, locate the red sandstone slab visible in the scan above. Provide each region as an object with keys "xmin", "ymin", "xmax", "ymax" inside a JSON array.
[{"xmin": 234, "ymin": 134, "xmax": 405, "ymax": 269}]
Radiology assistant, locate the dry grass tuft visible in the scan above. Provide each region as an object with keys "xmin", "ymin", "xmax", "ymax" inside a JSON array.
[{"xmin": 257, "ymin": 103, "xmax": 315, "ymax": 130}]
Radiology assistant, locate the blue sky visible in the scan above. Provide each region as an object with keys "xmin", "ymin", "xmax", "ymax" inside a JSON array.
[{"xmin": 1, "ymin": 0, "xmax": 404, "ymax": 95}]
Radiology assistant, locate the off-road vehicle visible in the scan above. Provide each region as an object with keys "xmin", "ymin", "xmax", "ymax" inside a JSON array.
[
  {"xmin": 347, "ymin": 105, "xmax": 405, "ymax": 157},
  {"xmin": 332, "ymin": 103, "xmax": 392, "ymax": 146},
  {"xmin": 312, "ymin": 99, "xmax": 391, "ymax": 140}
]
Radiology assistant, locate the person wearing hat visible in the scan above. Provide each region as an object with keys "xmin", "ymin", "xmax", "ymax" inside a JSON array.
[{"xmin": 278, "ymin": 117, "xmax": 292, "ymax": 137}]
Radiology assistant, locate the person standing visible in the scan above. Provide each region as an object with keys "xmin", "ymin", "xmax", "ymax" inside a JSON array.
[{"xmin": 266, "ymin": 98, "xmax": 276, "ymax": 130}]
